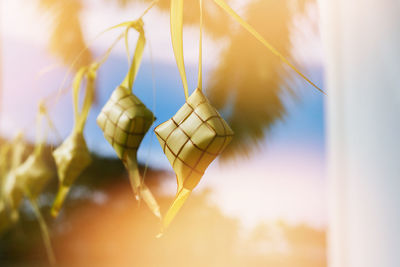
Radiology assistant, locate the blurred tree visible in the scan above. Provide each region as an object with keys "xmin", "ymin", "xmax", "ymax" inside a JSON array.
[
  {"xmin": 38, "ymin": 0, "xmax": 316, "ymax": 158},
  {"xmin": 40, "ymin": 0, "xmax": 92, "ymax": 70},
  {"xmin": 208, "ymin": 0, "xmax": 312, "ymax": 158}
]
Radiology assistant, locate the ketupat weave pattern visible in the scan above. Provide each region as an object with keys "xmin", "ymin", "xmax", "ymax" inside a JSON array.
[
  {"xmin": 51, "ymin": 64, "xmax": 96, "ymax": 217},
  {"xmin": 53, "ymin": 133, "xmax": 91, "ymax": 187},
  {"xmin": 155, "ymin": 88, "xmax": 233, "ymax": 230},
  {"xmin": 97, "ymin": 86, "xmax": 154, "ymax": 159}
]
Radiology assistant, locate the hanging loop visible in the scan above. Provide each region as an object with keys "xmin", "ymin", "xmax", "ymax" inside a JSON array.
[
  {"xmin": 121, "ymin": 19, "xmax": 146, "ymax": 92},
  {"xmin": 212, "ymin": 0, "xmax": 325, "ymax": 95},
  {"xmin": 72, "ymin": 64, "xmax": 96, "ymax": 133}
]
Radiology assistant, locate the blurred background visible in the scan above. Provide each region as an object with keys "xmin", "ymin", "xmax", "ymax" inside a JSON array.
[{"xmin": 0, "ymin": 0, "xmax": 326, "ymax": 266}]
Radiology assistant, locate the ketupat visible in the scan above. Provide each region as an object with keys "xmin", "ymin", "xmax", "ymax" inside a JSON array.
[
  {"xmin": 10, "ymin": 103, "xmax": 56, "ymax": 266},
  {"xmin": 2, "ymin": 105, "xmax": 57, "ymax": 266},
  {"xmin": 97, "ymin": 19, "xmax": 161, "ymax": 218},
  {"xmin": 4, "ymin": 104, "xmax": 54, "ymax": 210},
  {"xmin": 155, "ymin": 88, "xmax": 233, "ymax": 230},
  {"xmin": 19, "ymin": 143, "xmax": 53, "ymax": 202},
  {"xmin": 17, "ymin": 145, "xmax": 56, "ymax": 267},
  {"xmin": 51, "ymin": 64, "xmax": 96, "ymax": 217}
]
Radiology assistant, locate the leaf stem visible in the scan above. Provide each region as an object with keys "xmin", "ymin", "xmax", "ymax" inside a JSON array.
[{"xmin": 139, "ymin": 0, "xmax": 159, "ymax": 19}]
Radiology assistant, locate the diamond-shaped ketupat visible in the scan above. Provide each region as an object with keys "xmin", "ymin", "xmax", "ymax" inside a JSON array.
[
  {"xmin": 97, "ymin": 85, "xmax": 161, "ymax": 218},
  {"xmin": 3, "ymin": 144, "xmax": 53, "ymax": 222},
  {"xmin": 154, "ymin": 88, "xmax": 234, "ymax": 231},
  {"xmin": 19, "ymin": 148, "xmax": 53, "ymax": 201},
  {"xmin": 51, "ymin": 132, "xmax": 92, "ymax": 217}
]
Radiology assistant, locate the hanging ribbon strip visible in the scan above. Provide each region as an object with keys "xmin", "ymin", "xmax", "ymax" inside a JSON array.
[
  {"xmin": 171, "ymin": 0, "xmax": 189, "ymax": 99},
  {"xmin": 212, "ymin": 0, "xmax": 324, "ymax": 94},
  {"xmin": 72, "ymin": 65, "xmax": 96, "ymax": 133},
  {"xmin": 121, "ymin": 19, "xmax": 146, "ymax": 92}
]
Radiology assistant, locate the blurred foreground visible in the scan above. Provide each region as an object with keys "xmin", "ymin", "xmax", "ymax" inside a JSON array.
[{"xmin": 0, "ymin": 141, "xmax": 325, "ymax": 267}]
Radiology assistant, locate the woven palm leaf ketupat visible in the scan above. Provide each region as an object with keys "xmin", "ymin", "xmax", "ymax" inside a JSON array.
[
  {"xmin": 3, "ymin": 105, "xmax": 53, "ymax": 222},
  {"xmin": 13, "ymin": 104, "xmax": 57, "ymax": 266},
  {"xmin": 97, "ymin": 19, "xmax": 161, "ymax": 218},
  {"xmin": 155, "ymin": 88, "xmax": 233, "ymax": 230},
  {"xmin": 51, "ymin": 64, "xmax": 96, "ymax": 217},
  {"xmin": 19, "ymin": 145, "xmax": 53, "ymax": 202},
  {"xmin": 18, "ymin": 104, "xmax": 54, "ymax": 202}
]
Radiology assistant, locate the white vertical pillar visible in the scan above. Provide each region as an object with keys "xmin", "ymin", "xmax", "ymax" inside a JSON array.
[{"xmin": 319, "ymin": 0, "xmax": 400, "ymax": 267}]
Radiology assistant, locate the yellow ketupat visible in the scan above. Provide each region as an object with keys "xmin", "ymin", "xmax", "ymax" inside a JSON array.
[
  {"xmin": 154, "ymin": 88, "xmax": 233, "ymax": 231},
  {"xmin": 97, "ymin": 19, "xmax": 161, "ymax": 218},
  {"xmin": 15, "ymin": 104, "xmax": 54, "ymax": 202},
  {"xmin": 3, "ymin": 105, "xmax": 53, "ymax": 221},
  {"xmin": 7, "ymin": 104, "xmax": 57, "ymax": 266},
  {"xmin": 18, "ymin": 146, "xmax": 56, "ymax": 266},
  {"xmin": 51, "ymin": 64, "xmax": 96, "ymax": 217},
  {"xmin": 18, "ymin": 143, "xmax": 53, "ymax": 202}
]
